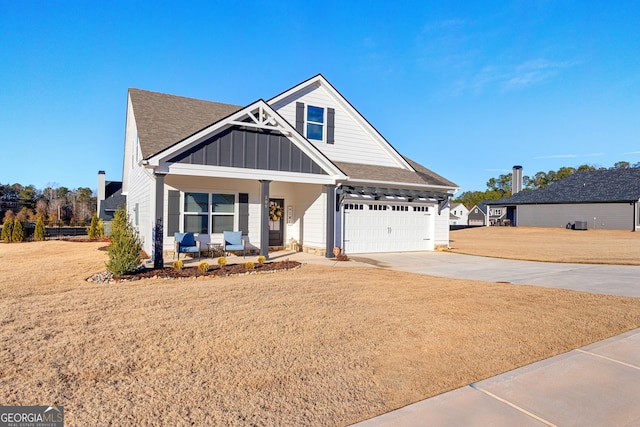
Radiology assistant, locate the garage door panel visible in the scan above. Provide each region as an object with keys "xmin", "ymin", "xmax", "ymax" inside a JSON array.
[{"xmin": 343, "ymin": 203, "xmax": 433, "ymax": 254}]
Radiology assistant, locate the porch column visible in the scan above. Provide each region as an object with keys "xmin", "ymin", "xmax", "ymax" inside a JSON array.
[
  {"xmin": 259, "ymin": 180, "xmax": 271, "ymax": 260},
  {"xmin": 325, "ymin": 184, "xmax": 336, "ymax": 258},
  {"xmin": 153, "ymin": 171, "xmax": 166, "ymax": 269}
]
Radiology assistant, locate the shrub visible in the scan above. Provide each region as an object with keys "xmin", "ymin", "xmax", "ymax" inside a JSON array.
[
  {"xmin": 1, "ymin": 217, "xmax": 13, "ymax": 242},
  {"xmin": 87, "ymin": 212, "xmax": 102, "ymax": 240},
  {"xmin": 106, "ymin": 208, "xmax": 142, "ymax": 275},
  {"xmin": 172, "ymin": 260, "xmax": 184, "ymax": 270},
  {"xmin": 34, "ymin": 217, "xmax": 46, "ymax": 241},
  {"xmin": 257, "ymin": 255, "xmax": 266, "ymax": 264},
  {"xmin": 11, "ymin": 220, "xmax": 25, "ymax": 242},
  {"xmin": 217, "ymin": 257, "xmax": 227, "ymax": 267},
  {"xmin": 198, "ymin": 262, "xmax": 209, "ymax": 273},
  {"xmin": 245, "ymin": 261, "xmax": 255, "ymax": 270}
]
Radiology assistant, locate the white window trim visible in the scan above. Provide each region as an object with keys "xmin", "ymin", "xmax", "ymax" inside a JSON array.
[
  {"xmin": 181, "ymin": 191, "xmax": 238, "ymax": 235},
  {"xmin": 305, "ymin": 104, "xmax": 325, "ymax": 142}
]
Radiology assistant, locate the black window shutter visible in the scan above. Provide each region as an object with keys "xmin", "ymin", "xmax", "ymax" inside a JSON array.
[
  {"xmin": 295, "ymin": 102, "xmax": 304, "ymax": 134},
  {"xmin": 239, "ymin": 193, "xmax": 249, "ymax": 235},
  {"xmin": 327, "ymin": 108, "xmax": 335, "ymax": 144},
  {"xmin": 167, "ymin": 190, "xmax": 180, "ymax": 235}
]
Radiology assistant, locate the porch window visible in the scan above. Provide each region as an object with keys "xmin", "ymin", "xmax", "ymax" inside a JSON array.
[
  {"xmin": 306, "ymin": 105, "xmax": 324, "ymax": 141},
  {"xmin": 211, "ymin": 194, "xmax": 235, "ymax": 233},
  {"xmin": 184, "ymin": 192, "xmax": 208, "ymax": 234}
]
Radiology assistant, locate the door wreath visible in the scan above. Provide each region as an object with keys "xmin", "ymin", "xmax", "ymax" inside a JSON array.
[{"xmin": 269, "ymin": 205, "xmax": 283, "ymax": 221}]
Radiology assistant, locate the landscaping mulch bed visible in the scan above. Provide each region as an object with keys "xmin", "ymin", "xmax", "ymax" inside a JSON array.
[{"xmin": 86, "ymin": 260, "xmax": 303, "ymax": 283}]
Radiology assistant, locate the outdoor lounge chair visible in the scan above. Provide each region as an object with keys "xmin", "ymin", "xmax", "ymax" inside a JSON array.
[
  {"xmin": 174, "ymin": 232, "xmax": 201, "ymax": 260},
  {"xmin": 223, "ymin": 231, "xmax": 246, "ymax": 258}
]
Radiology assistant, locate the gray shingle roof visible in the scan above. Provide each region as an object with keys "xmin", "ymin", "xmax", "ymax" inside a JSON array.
[
  {"xmin": 335, "ymin": 159, "xmax": 457, "ymax": 188},
  {"xmin": 128, "ymin": 88, "xmax": 458, "ymax": 190},
  {"xmin": 99, "ymin": 188, "xmax": 126, "ymax": 221},
  {"xmin": 488, "ymin": 168, "xmax": 640, "ymax": 205},
  {"xmin": 129, "ymin": 88, "xmax": 243, "ymax": 159}
]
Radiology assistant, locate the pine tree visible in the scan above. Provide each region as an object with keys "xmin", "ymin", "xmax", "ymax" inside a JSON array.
[
  {"xmin": 34, "ymin": 216, "xmax": 46, "ymax": 241},
  {"xmin": 87, "ymin": 212, "xmax": 100, "ymax": 240},
  {"xmin": 106, "ymin": 208, "xmax": 142, "ymax": 275},
  {"xmin": 1, "ymin": 217, "xmax": 14, "ymax": 242},
  {"xmin": 11, "ymin": 219, "xmax": 25, "ymax": 242}
]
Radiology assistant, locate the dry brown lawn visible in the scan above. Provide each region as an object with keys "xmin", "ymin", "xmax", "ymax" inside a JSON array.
[
  {"xmin": 449, "ymin": 226, "xmax": 640, "ymax": 265},
  {"xmin": 2, "ymin": 241, "xmax": 640, "ymax": 426}
]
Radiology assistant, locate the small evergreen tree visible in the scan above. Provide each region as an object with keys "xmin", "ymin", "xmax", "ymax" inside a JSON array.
[
  {"xmin": 11, "ymin": 219, "xmax": 25, "ymax": 242},
  {"xmin": 34, "ymin": 216, "xmax": 46, "ymax": 241},
  {"xmin": 87, "ymin": 212, "xmax": 101, "ymax": 240},
  {"xmin": 97, "ymin": 218, "xmax": 104, "ymax": 239},
  {"xmin": 1, "ymin": 217, "xmax": 13, "ymax": 242},
  {"xmin": 106, "ymin": 208, "xmax": 142, "ymax": 275}
]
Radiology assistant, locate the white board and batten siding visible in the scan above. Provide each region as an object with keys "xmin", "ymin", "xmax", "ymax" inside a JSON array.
[
  {"xmin": 434, "ymin": 207, "xmax": 451, "ymax": 247},
  {"xmin": 342, "ymin": 202, "xmax": 436, "ymax": 254},
  {"xmin": 272, "ymin": 85, "xmax": 402, "ymax": 168},
  {"xmin": 517, "ymin": 203, "xmax": 636, "ymax": 230}
]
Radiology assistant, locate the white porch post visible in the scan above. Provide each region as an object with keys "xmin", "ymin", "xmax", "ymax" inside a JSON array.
[
  {"xmin": 153, "ymin": 172, "xmax": 166, "ymax": 269},
  {"xmin": 325, "ymin": 184, "xmax": 336, "ymax": 258},
  {"xmin": 259, "ymin": 180, "xmax": 271, "ymax": 260}
]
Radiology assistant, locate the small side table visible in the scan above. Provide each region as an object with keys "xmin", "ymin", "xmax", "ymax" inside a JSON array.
[{"xmin": 206, "ymin": 242, "xmax": 224, "ymax": 257}]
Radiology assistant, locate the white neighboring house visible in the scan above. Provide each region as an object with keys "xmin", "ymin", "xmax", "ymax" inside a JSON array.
[
  {"xmin": 449, "ymin": 203, "xmax": 469, "ymax": 226},
  {"xmin": 121, "ymin": 74, "xmax": 459, "ymax": 265}
]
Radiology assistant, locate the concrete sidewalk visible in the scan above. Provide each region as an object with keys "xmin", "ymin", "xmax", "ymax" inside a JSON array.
[
  {"xmin": 345, "ymin": 251, "xmax": 640, "ymax": 426},
  {"xmin": 352, "ymin": 328, "xmax": 640, "ymax": 426}
]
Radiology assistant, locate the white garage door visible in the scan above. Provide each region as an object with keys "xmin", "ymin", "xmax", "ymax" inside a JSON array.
[{"xmin": 342, "ymin": 202, "xmax": 434, "ymax": 254}]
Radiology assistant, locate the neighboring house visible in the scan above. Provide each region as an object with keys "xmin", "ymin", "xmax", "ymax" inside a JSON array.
[
  {"xmin": 121, "ymin": 74, "xmax": 458, "ymax": 265},
  {"xmin": 449, "ymin": 203, "xmax": 469, "ymax": 226},
  {"xmin": 488, "ymin": 205, "xmax": 507, "ymax": 225},
  {"xmin": 487, "ymin": 168, "xmax": 640, "ymax": 230},
  {"xmin": 468, "ymin": 203, "xmax": 487, "ymax": 226},
  {"xmin": 467, "ymin": 202, "xmax": 506, "ymax": 226},
  {"xmin": 97, "ymin": 171, "xmax": 126, "ymax": 222}
]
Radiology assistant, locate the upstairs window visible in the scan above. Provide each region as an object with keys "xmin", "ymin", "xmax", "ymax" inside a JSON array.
[{"xmin": 306, "ymin": 105, "xmax": 324, "ymax": 140}]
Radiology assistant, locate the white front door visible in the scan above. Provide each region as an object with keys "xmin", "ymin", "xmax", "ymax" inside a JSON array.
[{"xmin": 342, "ymin": 202, "xmax": 434, "ymax": 254}]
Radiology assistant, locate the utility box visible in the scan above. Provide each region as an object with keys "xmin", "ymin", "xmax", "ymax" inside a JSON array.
[{"xmin": 574, "ymin": 220, "xmax": 588, "ymax": 230}]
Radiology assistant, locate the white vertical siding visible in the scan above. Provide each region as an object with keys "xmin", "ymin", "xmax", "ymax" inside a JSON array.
[
  {"xmin": 434, "ymin": 206, "xmax": 450, "ymax": 247},
  {"xmin": 272, "ymin": 85, "xmax": 402, "ymax": 168},
  {"xmin": 517, "ymin": 203, "xmax": 635, "ymax": 230}
]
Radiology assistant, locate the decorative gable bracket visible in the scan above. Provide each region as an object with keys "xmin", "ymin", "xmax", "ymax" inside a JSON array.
[{"xmin": 229, "ymin": 105, "xmax": 290, "ymax": 134}]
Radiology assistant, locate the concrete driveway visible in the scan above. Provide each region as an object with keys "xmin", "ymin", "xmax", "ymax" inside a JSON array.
[{"xmin": 350, "ymin": 251, "xmax": 640, "ymax": 297}]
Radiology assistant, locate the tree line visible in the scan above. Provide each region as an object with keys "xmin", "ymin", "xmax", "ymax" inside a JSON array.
[
  {"xmin": 0, "ymin": 182, "xmax": 96, "ymax": 226},
  {"xmin": 453, "ymin": 161, "xmax": 640, "ymax": 209}
]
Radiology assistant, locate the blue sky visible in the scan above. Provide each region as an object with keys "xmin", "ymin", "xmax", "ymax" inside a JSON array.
[{"xmin": 1, "ymin": 1, "xmax": 639, "ymax": 194}]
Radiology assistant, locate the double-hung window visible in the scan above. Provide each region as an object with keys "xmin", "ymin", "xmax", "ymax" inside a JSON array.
[
  {"xmin": 211, "ymin": 194, "xmax": 235, "ymax": 233},
  {"xmin": 306, "ymin": 105, "xmax": 324, "ymax": 141},
  {"xmin": 184, "ymin": 192, "xmax": 209, "ymax": 234},
  {"xmin": 183, "ymin": 192, "xmax": 236, "ymax": 234}
]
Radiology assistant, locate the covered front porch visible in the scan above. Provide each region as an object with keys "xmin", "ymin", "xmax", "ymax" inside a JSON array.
[{"xmin": 150, "ymin": 173, "xmax": 338, "ymax": 267}]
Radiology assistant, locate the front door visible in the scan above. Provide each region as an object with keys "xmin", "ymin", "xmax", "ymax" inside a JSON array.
[{"xmin": 268, "ymin": 199, "xmax": 284, "ymax": 246}]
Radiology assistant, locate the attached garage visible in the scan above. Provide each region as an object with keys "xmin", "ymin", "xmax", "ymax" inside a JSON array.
[{"xmin": 341, "ymin": 201, "xmax": 435, "ymax": 254}]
